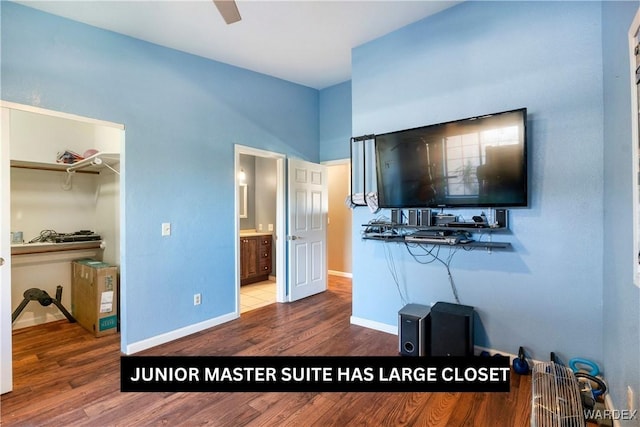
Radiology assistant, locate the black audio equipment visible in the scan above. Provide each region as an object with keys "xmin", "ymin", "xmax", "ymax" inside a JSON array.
[
  {"xmin": 430, "ymin": 302, "xmax": 474, "ymax": 357},
  {"xmin": 398, "ymin": 304, "xmax": 431, "ymax": 356},
  {"xmin": 435, "ymin": 214, "xmax": 456, "ymax": 226},
  {"xmin": 391, "ymin": 209, "xmax": 400, "ymax": 224},
  {"xmin": 495, "ymin": 209, "xmax": 508, "ymax": 228},
  {"xmin": 419, "ymin": 209, "xmax": 432, "ymax": 226},
  {"xmin": 408, "ymin": 209, "xmax": 418, "ymax": 226}
]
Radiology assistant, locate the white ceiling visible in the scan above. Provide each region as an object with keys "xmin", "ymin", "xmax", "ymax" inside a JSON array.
[{"xmin": 15, "ymin": 0, "xmax": 461, "ymax": 89}]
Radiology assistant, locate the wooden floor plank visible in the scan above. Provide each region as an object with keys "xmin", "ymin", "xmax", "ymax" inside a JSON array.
[
  {"xmin": 2, "ymin": 276, "xmax": 532, "ymax": 426},
  {"xmin": 278, "ymin": 393, "xmax": 336, "ymax": 427}
]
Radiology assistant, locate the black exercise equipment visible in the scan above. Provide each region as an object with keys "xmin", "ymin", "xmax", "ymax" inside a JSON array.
[
  {"xmin": 12, "ymin": 286, "xmax": 76, "ymax": 324},
  {"xmin": 513, "ymin": 346, "xmax": 530, "ymax": 375}
]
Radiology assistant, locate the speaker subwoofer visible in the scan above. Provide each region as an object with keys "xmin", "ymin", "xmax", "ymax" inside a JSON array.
[
  {"xmin": 430, "ymin": 302, "xmax": 474, "ymax": 357},
  {"xmin": 408, "ymin": 210, "xmax": 418, "ymax": 226},
  {"xmin": 391, "ymin": 209, "xmax": 400, "ymax": 225},
  {"xmin": 419, "ymin": 209, "xmax": 432, "ymax": 226},
  {"xmin": 495, "ymin": 209, "xmax": 508, "ymax": 228},
  {"xmin": 398, "ymin": 304, "xmax": 431, "ymax": 356}
]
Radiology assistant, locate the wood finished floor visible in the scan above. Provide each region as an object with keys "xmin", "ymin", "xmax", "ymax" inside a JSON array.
[{"xmin": 2, "ymin": 276, "xmax": 532, "ymax": 426}]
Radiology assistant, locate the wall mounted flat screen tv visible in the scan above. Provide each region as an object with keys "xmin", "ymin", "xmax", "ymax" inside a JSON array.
[{"xmin": 375, "ymin": 108, "xmax": 527, "ymax": 209}]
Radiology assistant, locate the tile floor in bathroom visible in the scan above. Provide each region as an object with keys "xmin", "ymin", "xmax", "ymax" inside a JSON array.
[{"xmin": 240, "ymin": 279, "xmax": 276, "ymax": 313}]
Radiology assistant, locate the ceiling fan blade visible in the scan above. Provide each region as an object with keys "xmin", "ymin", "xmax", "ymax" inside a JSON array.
[{"xmin": 213, "ymin": 0, "xmax": 242, "ymax": 25}]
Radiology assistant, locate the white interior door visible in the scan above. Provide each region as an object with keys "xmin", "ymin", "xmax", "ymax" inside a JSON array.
[
  {"xmin": 287, "ymin": 158, "xmax": 328, "ymax": 301},
  {"xmin": 1, "ymin": 107, "xmax": 13, "ymax": 394}
]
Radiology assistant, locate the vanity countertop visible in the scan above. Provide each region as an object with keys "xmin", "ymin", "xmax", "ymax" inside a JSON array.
[{"xmin": 239, "ymin": 230, "xmax": 272, "ymax": 237}]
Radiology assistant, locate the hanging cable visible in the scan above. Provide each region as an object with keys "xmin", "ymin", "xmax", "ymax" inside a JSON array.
[
  {"xmin": 383, "ymin": 243, "xmax": 408, "ymax": 306},
  {"xmin": 28, "ymin": 230, "xmax": 59, "ymax": 243},
  {"xmin": 403, "ymin": 241, "xmax": 461, "ymax": 304},
  {"xmin": 436, "ymin": 246, "xmax": 461, "ymax": 305}
]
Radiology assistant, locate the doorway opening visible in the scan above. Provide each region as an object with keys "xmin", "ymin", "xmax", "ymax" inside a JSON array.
[
  {"xmin": 235, "ymin": 145, "xmax": 286, "ymax": 313},
  {"xmin": 325, "ymin": 160, "xmax": 353, "ymax": 279}
]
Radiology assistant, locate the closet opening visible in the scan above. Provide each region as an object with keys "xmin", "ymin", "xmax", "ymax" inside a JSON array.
[{"xmin": 1, "ymin": 103, "xmax": 124, "ymax": 393}]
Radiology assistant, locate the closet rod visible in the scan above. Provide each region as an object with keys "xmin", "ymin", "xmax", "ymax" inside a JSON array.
[{"xmin": 66, "ymin": 153, "xmax": 120, "ymax": 175}]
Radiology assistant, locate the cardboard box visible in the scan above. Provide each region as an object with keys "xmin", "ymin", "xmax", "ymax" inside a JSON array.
[{"xmin": 72, "ymin": 259, "xmax": 118, "ymax": 337}]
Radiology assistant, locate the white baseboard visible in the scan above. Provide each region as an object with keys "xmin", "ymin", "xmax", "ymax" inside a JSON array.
[
  {"xmin": 328, "ymin": 270, "xmax": 352, "ymax": 278},
  {"xmin": 125, "ymin": 312, "xmax": 238, "ymax": 355},
  {"xmin": 473, "ymin": 345, "xmax": 518, "ymax": 360},
  {"xmin": 12, "ymin": 312, "xmax": 66, "ymax": 330},
  {"xmin": 350, "ymin": 316, "xmax": 396, "ymax": 335}
]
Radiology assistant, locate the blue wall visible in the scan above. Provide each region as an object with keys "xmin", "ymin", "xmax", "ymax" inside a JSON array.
[
  {"xmin": 319, "ymin": 80, "xmax": 352, "ymax": 161},
  {"xmin": 1, "ymin": 2, "xmax": 319, "ymax": 348},
  {"xmin": 602, "ymin": 0, "xmax": 640, "ymax": 415},
  {"xmin": 3, "ymin": 0, "xmax": 638, "ymax": 412},
  {"xmin": 352, "ymin": 1, "xmax": 606, "ymax": 363},
  {"xmin": 349, "ymin": 0, "xmax": 640, "ymax": 411}
]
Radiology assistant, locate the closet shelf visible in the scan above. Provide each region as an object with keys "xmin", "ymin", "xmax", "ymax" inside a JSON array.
[
  {"xmin": 11, "ymin": 152, "xmax": 120, "ymax": 175},
  {"xmin": 11, "ymin": 241, "xmax": 103, "ymax": 256}
]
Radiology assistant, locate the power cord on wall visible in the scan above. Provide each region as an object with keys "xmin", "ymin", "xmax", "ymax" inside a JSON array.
[
  {"xmin": 403, "ymin": 242, "xmax": 461, "ymax": 304},
  {"xmin": 383, "ymin": 243, "xmax": 408, "ymax": 306},
  {"xmin": 381, "ymin": 240, "xmax": 463, "ymax": 306}
]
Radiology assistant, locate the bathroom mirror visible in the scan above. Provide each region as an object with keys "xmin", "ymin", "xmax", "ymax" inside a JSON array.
[{"xmin": 239, "ymin": 183, "xmax": 247, "ymax": 219}]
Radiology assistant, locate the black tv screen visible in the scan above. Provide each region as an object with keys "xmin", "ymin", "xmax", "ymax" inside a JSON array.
[{"xmin": 374, "ymin": 108, "xmax": 528, "ymax": 209}]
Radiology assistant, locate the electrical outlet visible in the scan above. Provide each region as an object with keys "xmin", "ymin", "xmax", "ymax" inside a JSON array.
[
  {"xmin": 268, "ymin": 224, "xmax": 273, "ymax": 231},
  {"xmin": 258, "ymin": 224, "xmax": 263, "ymax": 231},
  {"xmin": 628, "ymin": 386, "xmax": 635, "ymax": 412},
  {"xmin": 162, "ymin": 222, "xmax": 171, "ymax": 236},
  {"xmin": 193, "ymin": 293, "xmax": 201, "ymax": 306}
]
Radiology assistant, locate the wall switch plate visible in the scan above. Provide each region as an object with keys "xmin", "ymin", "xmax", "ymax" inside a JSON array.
[
  {"xmin": 258, "ymin": 224, "xmax": 263, "ymax": 231},
  {"xmin": 268, "ymin": 224, "xmax": 274, "ymax": 231},
  {"xmin": 193, "ymin": 293, "xmax": 201, "ymax": 306},
  {"xmin": 162, "ymin": 223, "xmax": 171, "ymax": 236}
]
